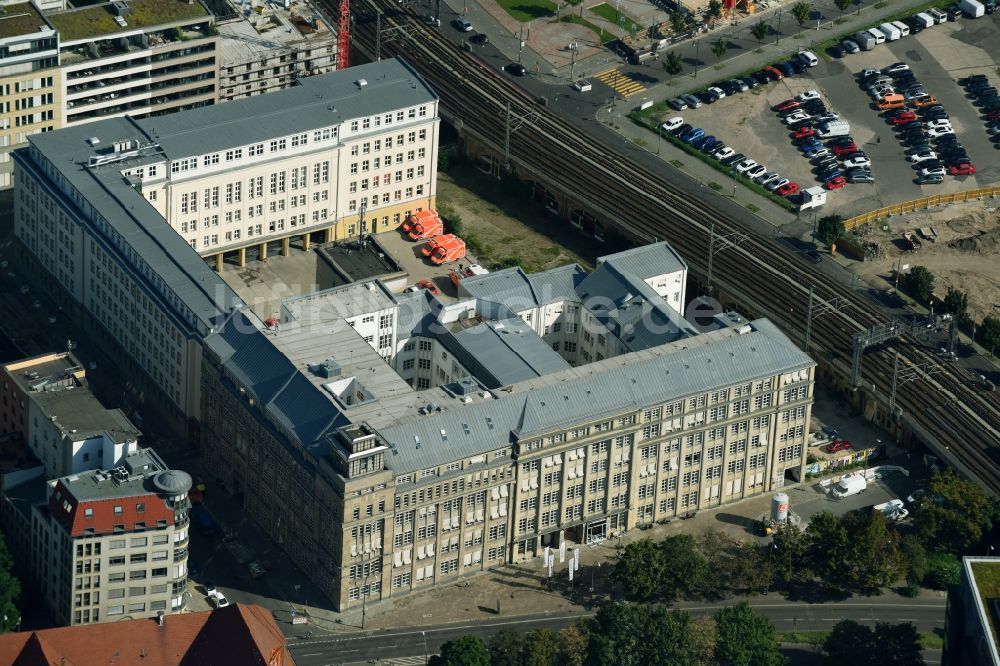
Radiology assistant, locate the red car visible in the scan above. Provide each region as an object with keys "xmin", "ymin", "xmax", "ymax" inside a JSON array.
[
  {"xmin": 826, "ymin": 439, "xmax": 853, "ymax": 453},
  {"xmin": 824, "ymin": 176, "xmax": 848, "ymax": 190},
  {"xmin": 763, "ymin": 65, "xmax": 784, "ymax": 81},
  {"xmin": 417, "ymin": 279, "xmax": 439, "ymax": 295},
  {"xmin": 774, "ymin": 99, "xmax": 801, "ymax": 112},
  {"xmin": 892, "ymin": 112, "xmax": 917, "ymax": 125},
  {"xmin": 949, "ymin": 163, "xmax": 976, "ymax": 176},
  {"xmin": 777, "ymin": 181, "xmax": 800, "ymax": 196},
  {"xmin": 832, "ymin": 142, "xmax": 858, "ymax": 155},
  {"xmin": 791, "ymin": 126, "xmax": 816, "ymax": 140}
]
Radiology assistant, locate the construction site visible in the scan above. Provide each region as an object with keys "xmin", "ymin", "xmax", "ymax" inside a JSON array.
[{"xmin": 847, "ymin": 200, "xmax": 1000, "ymax": 323}]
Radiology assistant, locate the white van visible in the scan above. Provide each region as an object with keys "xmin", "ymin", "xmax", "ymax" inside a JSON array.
[
  {"xmin": 799, "ymin": 50, "xmax": 819, "ymax": 67},
  {"xmin": 927, "ymin": 8, "xmax": 948, "ymax": 22},
  {"xmin": 879, "ymin": 22, "xmax": 902, "ymax": 40},
  {"xmin": 892, "ymin": 20, "xmax": 910, "ymax": 37},
  {"xmin": 832, "ymin": 475, "xmax": 868, "ymax": 498},
  {"xmin": 914, "ymin": 12, "xmax": 936, "ymax": 27},
  {"xmin": 867, "ymin": 27, "xmax": 887, "ymax": 44}
]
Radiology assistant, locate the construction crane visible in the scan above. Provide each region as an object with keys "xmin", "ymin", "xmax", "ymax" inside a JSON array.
[{"xmin": 337, "ymin": 0, "xmax": 350, "ymax": 69}]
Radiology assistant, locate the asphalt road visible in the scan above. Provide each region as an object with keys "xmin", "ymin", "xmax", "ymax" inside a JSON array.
[{"xmin": 288, "ymin": 598, "xmax": 946, "ymax": 665}]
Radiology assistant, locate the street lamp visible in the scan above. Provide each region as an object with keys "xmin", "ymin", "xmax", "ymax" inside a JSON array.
[
  {"xmin": 360, "ymin": 572, "xmax": 370, "ymax": 629},
  {"xmin": 422, "ymin": 630, "xmax": 430, "ymax": 665}
]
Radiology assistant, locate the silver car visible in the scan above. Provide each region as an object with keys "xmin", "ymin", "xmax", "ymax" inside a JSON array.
[{"xmin": 682, "ymin": 94, "xmax": 702, "ymax": 109}]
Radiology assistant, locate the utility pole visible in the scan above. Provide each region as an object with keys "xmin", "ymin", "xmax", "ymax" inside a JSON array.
[
  {"xmin": 518, "ymin": 24, "xmax": 524, "ymax": 63},
  {"xmin": 705, "ymin": 222, "xmax": 748, "ymax": 295},
  {"xmin": 694, "ymin": 39, "xmax": 700, "ymax": 78},
  {"xmin": 804, "ymin": 286, "xmax": 815, "ymax": 352},
  {"xmin": 376, "ymin": 10, "xmax": 382, "ymax": 61},
  {"xmin": 804, "ymin": 289, "xmax": 847, "ymax": 352}
]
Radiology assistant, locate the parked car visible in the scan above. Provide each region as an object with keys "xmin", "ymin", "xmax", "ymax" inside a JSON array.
[
  {"xmin": 774, "ymin": 99, "xmax": 801, "ymax": 112},
  {"xmin": 720, "ymin": 152, "xmax": 745, "ymax": 166},
  {"xmin": 672, "ymin": 123, "xmax": 692, "ymax": 136},
  {"xmin": 765, "ymin": 177, "xmax": 790, "ymax": 191},
  {"xmin": 503, "ymin": 63, "xmax": 527, "ymax": 76},
  {"xmin": 469, "ymin": 32, "xmax": 489, "ymax": 44},
  {"xmin": 571, "ymin": 78, "xmax": 591, "ymax": 91},
  {"xmin": 842, "ymin": 39, "xmax": 861, "ymax": 53},
  {"xmin": 714, "ymin": 146, "xmax": 736, "ymax": 160},
  {"xmin": 845, "ymin": 171, "xmax": 875, "ymax": 184},
  {"xmin": 707, "ymin": 86, "xmax": 727, "ymax": 100},
  {"xmin": 844, "ymin": 156, "xmax": 872, "ymax": 169},
  {"xmin": 746, "ymin": 164, "xmax": 768, "ymax": 180},
  {"xmin": 452, "ymin": 17, "xmax": 473, "ymax": 31},
  {"xmin": 916, "ymin": 173, "xmax": 945, "ymax": 184},
  {"xmin": 824, "ymin": 175, "xmax": 849, "ymax": 189},
  {"xmin": 792, "ymin": 126, "xmax": 816, "ymax": 140},
  {"xmin": 949, "ymin": 163, "xmax": 977, "ymax": 175},
  {"xmin": 832, "ymin": 475, "xmax": 867, "ymax": 498},
  {"xmin": 734, "ymin": 158, "xmax": 759, "ymax": 174},
  {"xmin": 417, "ymin": 279, "xmax": 439, "ymax": 295},
  {"xmin": 777, "ymin": 181, "xmax": 800, "ymax": 196},
  {"xmin": 667, "ymin": 97, "xmax": 688, "ymax": 111},
  {"xmin": 682, "ymin": 94, "xmax": 703, "ymax": 108}
]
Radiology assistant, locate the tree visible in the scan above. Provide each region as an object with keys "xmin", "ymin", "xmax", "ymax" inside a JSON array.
[
  {"xmin": 807, "ymin": 511, "xmax": 851, "ymax": 589},
  {"xmin": 698, "ymin": 530, "xmax": 737, "ymax": 599},
  {"xmin": 714, "ymin": 601, "xmax": 787, "ymax": 666},
  {"xmin": 904, "ymin": 266, "xmax": 935, "ymax": 304},
  {"xmin": 729, "ymin": 541, "xmax": 774, "ymax": 595},
  {"xmin": 942, "ymin": 287, "xmax": 968, "ymax": 321},
  {"xmin": 489, "ymin": 629, "xmax": 526, "ymax": 666},
  {"xmin": 711, "ymin": 39, "xmax": 729, "ymax": 61},
  {"xmin": 899, "ymin": 534, "xmax": 928, "ymax": 586},
  {"xmin": 611, "ymin": 538, "xmax": 665, "ymax": 601},
  {"xmin": 840, "ymin": 510, "xmax": 904, "ymax": 592},
  {"xmin": 663, "ymin": 52, "xmax": 683, "ymax": 83},
  {"xmin": 0, "ymin": 533, "xmax": 19, "ymax": 634},
  {"xmin": 660, "ymin": 534, "xmax": 708, "ymax": 601},
  {"xmin": 687, "ymin": 616, "xmax": 718, "ymax": 666},
  {"xmin": 824, "ymin": 619, "xmax": 874, "ymax": 662},
  {"xmin": 588, "ymin": 603, "xmax": 695, "ymax": 666},
  {"xmin": 523, "ymin": 628, "xmax": 559, "ymax": 666},
  {"xmin": 792, "ymin": 1, "xmax": 811, "ymax": 26},
  {"xmin": 670, "ymin": 10, "xmax": 688, "ymax": 35},
  {"xmin": 834, "ymin": 0, "xmax": 852, "ymax": 12},
  {"xmin": 823, "ymin": 620, "xmax": 924, "ymax": 665},
  {"xmin": 872, "ymin": 622, "xmax": 925, "ymax": 665},
  {"xmin": 914, "ymin": 470, "xmax": 994, "ymax": 553},
  {"xmin": 980, "ymin": 315, "xmax": 1000, "ymax": 356},
  {"xmin": 751, "ymin": 20, "xmax": 769, "ymax": 43},
  {"xmin": 816, "ymin": 214, "xmax": 845, "ymax": 245},
  {"xmin": 707, "ymin": 0, "xmax": 723, "ymax": 18},
  {"xmin": 771, "ymin": 523, "xmax": 811, "ymax": 585},
  {"xmin": 924, "ymin": 552, "xmax": 961, "ymax": 589},
  {"xmin": 432, "ymin": 635, "xmax": 490, "ymax": 666},
  {"xmin": 557, "ymin": 622, "xmax": 589, "ymax": 666}
]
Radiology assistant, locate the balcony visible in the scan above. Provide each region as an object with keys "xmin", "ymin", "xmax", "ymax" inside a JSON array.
[{"xmin": 173, "ymin": 548, "xmax": 188, "ymax": 563}]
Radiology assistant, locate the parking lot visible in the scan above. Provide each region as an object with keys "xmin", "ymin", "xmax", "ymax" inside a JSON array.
[{"xmin": 664, "ymin": 14, "xmax": 1000, "ymax": 216}]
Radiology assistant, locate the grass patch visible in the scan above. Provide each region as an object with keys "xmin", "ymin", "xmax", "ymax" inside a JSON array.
[
  {"xmin": 834, "ymin": 16, "xmax": 848, "ymax": 23},
  {"xmin": 495, "ymin": 0, "xmax": 556, "ymax": 22},
  {"xmin": 708, "ymin": 182, "xmax": 723, "ymax": 191},
  {"xmin": 670, "ymin": 159, "xmax": 684, "ymax": 167},
  {"xmin": 590, "ymin": 2, "xmax": 643, "ymax": 32},
  {"xmin": 48, "ymin": 0, "xmax": 208, "ymax": 40},
  {"xmin": 713, "ymin": 64, "xmax": 725, "ymax": 70},
  {"xmin": 559, "ymin": 15, "xmax": 614, "ymax": 42},
  {"xmin": 747, "ymin": 203, "xmax": 761, "ymax": 213},
  {"xmin": 776, "ymin": 630, "xmax": 943, "ymax": 650},
  {"xmin": 875, "ymin": 0, "xmax": 889, "ymax": 7}
]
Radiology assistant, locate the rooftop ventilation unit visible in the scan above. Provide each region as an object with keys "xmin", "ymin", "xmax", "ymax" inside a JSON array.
[{"xmin": 308, "ymin": 358, "xmax": 342, "ymax": 378}]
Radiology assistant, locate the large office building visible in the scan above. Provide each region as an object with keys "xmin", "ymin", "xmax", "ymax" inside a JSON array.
[
  {"xmin": 217, "ymin": 0, "xmax": 337, "ymax": 102},
  {"xmin": 0, "ymin": 2, "xmax": 60, "ymax": 188},
  {"xmin": 944, "ymin": 556, "xmax": 1000, "ymax": 665},
  {"xmin": 12, "ymin": 56, "xmax": 813, "ymax": 612},
  {"xmin": 3, "ymin": 448, "xmax": 191, "ymax": 626},
  {"xmin": 13, "ymin": 58, "xmax": 439, "ymax": 421},
  {"xmin": 0, "ymin": 352, "xmax": 140, "ymax": 479},
  {"xmin": 48, "ymin": 0, "xmax": 220, "ymax": 127}
]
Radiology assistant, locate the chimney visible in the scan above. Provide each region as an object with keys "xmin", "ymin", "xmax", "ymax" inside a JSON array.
[{"xmin": 157, "ymin": 611, "xmax": 165, "ymax": 627}]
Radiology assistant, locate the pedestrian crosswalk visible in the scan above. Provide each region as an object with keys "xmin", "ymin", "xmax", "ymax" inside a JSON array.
[
  {"xmin": 371, "ymin": 657, "xmax": 431, "ymax": 665},
  {"xmin": 594, "ymin": 68, "xmax": 646, "ymax": 97}
]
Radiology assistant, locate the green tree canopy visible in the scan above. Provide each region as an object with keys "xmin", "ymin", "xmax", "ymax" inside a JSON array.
[
  {"xmin": 751, "ymin": 20, "xmax": 769, "ymax": 42},
  {"xmin": 669, "ymin": 10, "xmax": 688, "ymax": 34},
  {"xmin": 914, "ymin": 470, "xmax": 994, "ymax": 553},
  {"xmin": 792, "ymin": 1, "xmax": 811, "ymax": 25},
  {"xmin": 432, "ymin": 635, "xmax": 491, "ymax": 666},
  {"xmin": 714, "ymin": 601, "xmax": 787, "ymax": 666},
  {"xmin": 558, "ymin": 622, "xmax": 589, "ymax": 666},
  {"xmin": 489, "ymin": 629, "xmax": 526, "ymax": 666},
  {"xmin": 823, "ymin": 620, "xmax": 924, "ymax": 665},
  {"xmin": 0, "ymin": 533, "xmax": 20, "ymax": 634},
  {"xmin": 872, "ymin": 622, "xmax": 925, "ymax": 665},
  {"xmin": 816, "ymin": 215, "xmax": 845, "ymax": 245},
  {"xmin": 523, "ymin": 629, "xmax": 559, "ymax": 666},
  {"xmin": 663, "ymin": 52, "xmax": 683, "ymax": 81},
  {"xmin": 771, "ymin": 523, "xmax": 811, "ymax": 585},
  {"xmin": 980, "ymin": 315, "xmax": 1000, "ymax": 355},
  {"xmin": 661, "ymin": 534, "xmax": 708, "ymax": 601},
  {"xmin": 904, "ymin": 266, "xmax": 935, "ymax": 304},
  {"xmin": 835, "ymin": 0, "xmax": 852, "ymax": 12},
  {"xmin": 807, "ymin": 511, "xmax": 851, "ymax": 588},
  {"xmin": 840, "ymin": 510, "xmax": 905, "ymax": 592},
  {"xmin": 612, "ymin": 538, "xmax": 666, "ymax": 601},
  {"xmin": 588, "ymin": 603, "xmax": 695, "ymax": 666},
  {"xmin": 942, "ymin": 287, "xmax": 968, "ymax": 321},
  {"xmin": 711, "ymin": 39, "xmax": 729, "ymax": 60},
  {"xmin": 707, "ymin": 0, "xmax": 723, "ymax": 17},
  {"xmin": 824, "ymin": 619, "xmax": 874, "ymax": 662}
]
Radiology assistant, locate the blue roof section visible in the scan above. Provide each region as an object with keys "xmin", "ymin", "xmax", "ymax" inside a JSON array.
[
  {"xmin": 268, "ymin": 372, "xmax": 348, "ymax": 447},
  {"xmin": 379, "ymin": 319, "xmax": 815, "ymax": 473}
]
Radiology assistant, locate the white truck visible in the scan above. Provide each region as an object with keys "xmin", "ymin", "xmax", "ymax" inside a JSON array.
[
  {"xmin": 879, "ymin": 22, "xmax": 902, "ymax": 40},
  {"xmin": 798, "ymin": 186, "xmax": 828, "ymax": 210},
  {"xmin": 853, "ymin": 31, "xmax": 876, "ymax": 50},
  {"xmin": 959, "ymin": 0, "xmax": 985, "ymax": 17},
  {"xmin": 817, "ymin": 119, "xmax": 851, "ymax": 138},
  {"xmin": 832, "ymin": 475, "xmax": 867, "ymax": 498},
  {"xmin": 874, "ymin": 499, "xmax": 910, "ymax": 521}
]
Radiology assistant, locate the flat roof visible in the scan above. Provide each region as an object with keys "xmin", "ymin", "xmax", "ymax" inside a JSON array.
[
  {"xmin": 218, "ymin": 0, "xmax": 336, "ymax": 65},
  {"xmin": 0, "ymin": 2, "xmax": 52, "ymax": 39},
  {"xmin": 968, "ymin": 557, "xmax": 1000, "ymax": 664},
  {"xmin": 60, "ymin": 448, "xmax": 169, "ymax": 501},
  {"xmin": 48, "ymin": 0, "xmax": 209, "ymax": 42},
  {"xmin": 448, "ymin": 317, "xmax": 571, "ymax": 388},
  {"xmin": 33, "ymin": 390, "xmax": 140, "ymax": 443}
]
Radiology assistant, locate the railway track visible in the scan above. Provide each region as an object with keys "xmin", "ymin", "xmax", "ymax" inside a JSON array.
[{"xmin": 342, "ymin": 1, "xmax": 1000, "ymax": 493}]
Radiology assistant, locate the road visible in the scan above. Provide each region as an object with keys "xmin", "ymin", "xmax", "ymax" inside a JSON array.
[{"xmin": 287, "ymin": 598, "xmax": 946, "ymax": 664}]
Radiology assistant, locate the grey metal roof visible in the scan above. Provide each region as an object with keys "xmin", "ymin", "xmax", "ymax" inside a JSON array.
[
  {"xmin": 378, "ymin": 318, "xmax": 814, "ymax": 473},
  {"xmin": 446, "ymin": 318, "xmax": 571, "ymax": 388},
  {"xmin": 140, "ymin": 58, "xmax": 437, "ymax": 160},
  {"xmin": 526, "ymin": 264, "xmax": 587, "ymax": 305},
  {"xmin": 597, "ymin": 241, "xmax": 687, "ymax": 280},
  {"xmin": 460, "ymin": 264, "xmax": 587, "ymax": 311},
  {"xmin": 20, "ymin": 118, "xmax": 241, "ymax": 331}
]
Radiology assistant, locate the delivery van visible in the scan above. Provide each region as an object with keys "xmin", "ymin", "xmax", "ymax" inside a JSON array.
[
  {"xmin": 832, "ymin": 475, "xmax": 868, "ymax": 498},
  {"xmin": 877, "ymin": 93, "xmax": 905, "ymax": 110},
  {"xmin": 892, "ymin": 20, "xmax": 910, "ymax": 36},
  {"xmin": 867, "ymin": 27, "xmax": 887, "ymax": 44}
]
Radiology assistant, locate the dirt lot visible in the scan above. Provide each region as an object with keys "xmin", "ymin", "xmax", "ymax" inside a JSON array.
[
  {"xmin": 850, "ymin": 200, "xmax": 1000, "ymax": 322},
  {"xmin": 435, "ymin": 167, "xmax": 595, "ymax": 273}
]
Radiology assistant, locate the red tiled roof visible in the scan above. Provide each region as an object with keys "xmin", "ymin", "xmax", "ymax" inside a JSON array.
[
  {"xmin": 0, "ymin": 604, "xmax": 295, "ymax": 666},
  {"xmin": 48, "ymin": 480, "xmax": 175, "ymax": 537}
]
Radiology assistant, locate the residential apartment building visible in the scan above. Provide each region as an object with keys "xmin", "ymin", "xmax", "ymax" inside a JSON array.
[
  {"xmin": 0, "ymin": 352, "xmax": 140, "ymax": 479},
  {"xmin": 0, "ymin": 2, "xmax": 59, "ymax": 188},
  {"xmin": 944, "ymin": 556, "xmax": 1000, "ymax": 666},
  {"xmin": 13, "ymin": 58, "xmax": 438, "ymax": 422},
  {"xmin": 3, "ymin": 448, "xmax": 191, "ymax": 626},
  {"xmin": 48, "ymin": 0, "xmax": 219, "ymax": 127},
  {"xmin": 0, "ymin": 603, "xmax": 295, "ymax": 664},
  {"xmin": 217, "ymin": 0, "xmax": 337, "ymax": 102}
]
